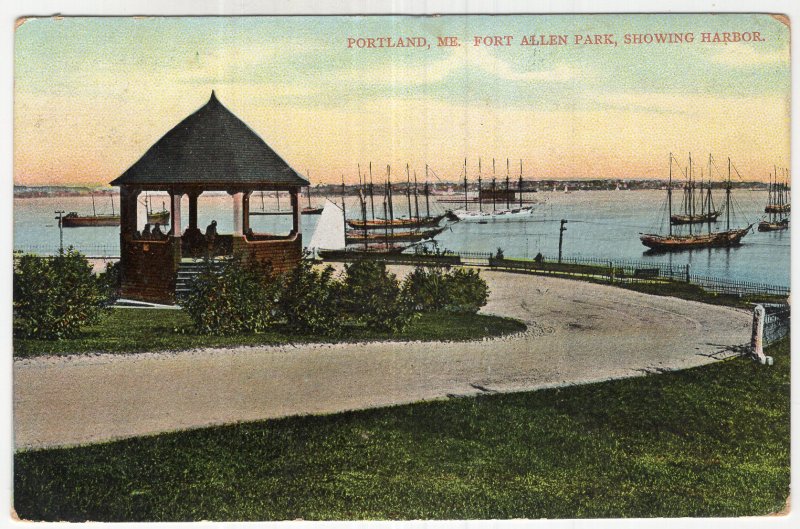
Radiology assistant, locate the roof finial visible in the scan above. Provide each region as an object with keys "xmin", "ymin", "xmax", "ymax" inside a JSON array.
[{"xmin": 209, "ymin": 89, "xmax": 218, "ymax": 103}]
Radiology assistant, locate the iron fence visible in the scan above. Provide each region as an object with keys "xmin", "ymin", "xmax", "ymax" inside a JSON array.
[
  {"xmin": 763, "ymin": 304, "xmax": 791, "ymax": 346},
  {"xmin": 14, "ymin": 244, "xmax": 120, "ymax": 258}
]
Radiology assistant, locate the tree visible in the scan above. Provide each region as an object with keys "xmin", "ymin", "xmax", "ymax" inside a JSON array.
[{"xmin": 13, "ymin": 249, "xmax": 111, "ymax": 339}]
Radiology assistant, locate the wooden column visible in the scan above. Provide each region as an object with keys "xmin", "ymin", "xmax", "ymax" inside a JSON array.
[
  {"xmin": 232, "ymin": 191, "xmax": 244, "ymax": 236},
  {"xmin": 119, "ymin": 186, "xmax": 140, "ymax": 235},
  {"xmin": 170, "ymin": 191, "xmax": 183, "ymax": 237},
  {"xmin": 291, "ymin": 188, "xmax": 301, "ymax": 236},
  {"xmin": 243, "ymin": 192, "xmax": 251, "ymax": 233},
  {"xmin": 188, "ymin": 191, "xmax": 199, "ymax": 231}
]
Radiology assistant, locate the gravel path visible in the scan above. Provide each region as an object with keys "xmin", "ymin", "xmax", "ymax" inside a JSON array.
[{"xmin": 14, "ymin": 270, "xmax": 751, "ymax": 450}]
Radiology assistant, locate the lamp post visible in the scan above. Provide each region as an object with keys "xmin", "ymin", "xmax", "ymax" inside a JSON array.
[
  {"xmin": 558, "ymin": 219, "xmax": 568, "ymax": 263},
  {"xmin": 54, "ymin": 210, "xmax": 65, "ymax": 253}
]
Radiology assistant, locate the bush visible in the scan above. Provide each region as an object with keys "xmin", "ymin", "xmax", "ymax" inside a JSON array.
[
  {"xmin": 182, "ymin": 258, "xmax": 278, "ymax": 336},
  {"xmin": 99, "ymin": 261, "xmax": 122, "ymax": 302},
  {"xmin": 13, "ymin": 249, "xmax": 112, "ymax": 339},
  {"xmin": 277, "ymin": 258, "xmax": 343, "ymax": 336},
  {"xmin": 401, "ymin": 266, "xmax": 490, "ymax": 315},
  {"xmin": 341, "ymin": 260, "xmax": 416, "ymax": 332},
  {"xmin": 401, "ymin": 266, "xmax": 449, "ymax": 312},
  {"xmin": 443, "ymin": 267, "xmax": 489, "ymax": 314}
]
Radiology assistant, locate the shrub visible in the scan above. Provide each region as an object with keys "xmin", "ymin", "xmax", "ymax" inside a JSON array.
[
  {"xmin": 13, "ymin": 249, "xmax": 111, "ymax": 339},
  {"xmin": 277, "ymin": 258, "xmax": 343, "ymax": 336},
  {"xmin": 182, "ymin": 258, "xmax": 278, "ymax": 336},
  {"xmin": 400, "ymin": 266, "xmax": 490, "ymax": 315},
  {"xmin": 99, "ymin": 261, "xmax": 122, "ymax": 302},
  {"xmin": 400, "ymin": 266, "xmax": 449, "ymax": 312},
  {"xmin": 443, "ymin": 267, "xmax": 489, "ymax": 314},
  {"xmin": 341, "ymin": 259, "xmax": 416, "ymax": 332}
]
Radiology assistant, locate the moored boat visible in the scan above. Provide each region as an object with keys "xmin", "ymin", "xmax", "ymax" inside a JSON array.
[
  {"xmin": 640, "ymin": 153, "xmax": 752, "ymax": 252},
  {"xmin": 758, "ymin": 166, "xmax": 789, "ymax": 231},
  {"xmin": 346, "ymin": 214, "xmax": 445, "ymax": 230},
  {"xmin": 758, "ymin": 219, "xmax": 789, "ymax": 232},
  {"xmin": 345, "ymin": 226, "xmax": 445, "ymax": 245},
  {"xmin": 640, "ymin": 227, "xmax": 751, "ymax": 251},
  {"xmin": 449, "ymin": 158, "xmax": 538, "ymax": 222}
]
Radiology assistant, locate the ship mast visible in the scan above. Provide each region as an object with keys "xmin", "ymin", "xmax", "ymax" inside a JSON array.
[
  {"xmin": 726, "ymin": 157, "xmax": 732, "ymax": 231},
  {"xmin": 688, "ymin": 153, "xmax": 693, "ymax": 236},
  {"xmin": 424, "ymin": 165, "xmax": 431, "ymax": 218},
  {"xmin": 668, "ymin": 153, "xmax": 673, "ymax": 236},
  {"xmin": 519, "ymin": 159, "xmax": 523, "ymax": 208},
  {"xmin": 369, "ymin": 162, "xmax": 376, "ymax": 221},
  {"xmin": 477, "ymin": 158, "xmax": 483, "ymax": 212},
  {"xmin": 505, "ymin": 158, "xmax": 511, "ymax": 209},
  {"xmin": 492, "ymin": 158, "xmax": 497, "ymax": 212},
  {"xmin": 359, "ymin": 187, "xmax": 368, "ymax": 251},
  {"xmin": 340, "ymin": 174, "xmax": 346, "ymax": 224},
  {"xmin": 386, "ymin": 165, "xmax": 394, "ymax": 239},
  {"xmin": 307, "ymin": 170, "xmax": 313, "ymax": 209},
  {"xmin": 405, "ymin": 164, "xmax": 413, "ymax": 222},
  {"xmin": 413, "ymin": 170, "xmax": 420, "ymax": 230},
  {"xmin": 463, "ymin": 158, "xmax": 469, "ymax": 210}
]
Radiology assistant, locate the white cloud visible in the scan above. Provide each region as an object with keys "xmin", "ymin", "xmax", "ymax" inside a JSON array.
[{"xmin": 337, "ymin": 45, "xmax": 580, "ymax": 87}]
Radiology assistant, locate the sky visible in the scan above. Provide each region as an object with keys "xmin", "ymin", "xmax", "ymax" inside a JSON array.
[{"xmin": 13, "ymin": 14, "xmax": 791, "ymax": 186}]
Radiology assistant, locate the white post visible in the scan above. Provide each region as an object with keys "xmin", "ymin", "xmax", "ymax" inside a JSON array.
[
  {"xmin": 232, "ymin": 192, "xmax": 244, "ymax": 236},
  {"xmin": 751, "ymin": 304, "xmax": 771, "ymax": 365},
  {"xmin": 170, "ymin": 192, "xmax": 182, "ymax": 237}
]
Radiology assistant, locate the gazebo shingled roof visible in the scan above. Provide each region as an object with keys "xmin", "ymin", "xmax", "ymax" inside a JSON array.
[{"xmin": 110, "ymin": 91, "xmax": 310, "ymax": 189}]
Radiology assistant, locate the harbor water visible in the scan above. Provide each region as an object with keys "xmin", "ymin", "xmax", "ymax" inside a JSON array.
[{"xmin": 14, "ymin": 189, "xmax": 789, "ymax": 287}]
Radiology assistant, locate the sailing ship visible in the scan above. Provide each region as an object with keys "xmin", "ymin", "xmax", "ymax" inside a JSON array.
[
  {"xmin": 345, "ymin": 163, "xmax": 445, "ymax": 229},
  {"xmin": 669, "ymin": 154, "xmax": 721, "ymax": 225},
  {"xmin": 345, "ymin": 165, "xmax": 447, "ymax": 246},
  {"xmin": 758, "ymin": 166, "xmax": 790, "ymax": 231},
  {"xmin": 60, "ymin": 193, "xmax": 169, "ymax": 227},
  {"xmin": 763, "ymin": 166, "xmax": 790, "ymax": 213},
  {"xmin": 449, "ymin": 158, "xmax": 536, "ymax": 221},
  {"xmin": 302, "ymin": 184, "xmax": 323, "ymax": 215},
  {"xmin": 640, "ymin": 153, "xmax": 752, "ymax": 251}
]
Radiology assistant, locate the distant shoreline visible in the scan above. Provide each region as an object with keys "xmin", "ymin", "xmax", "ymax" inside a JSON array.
[{"xmin": 14, "ymin": 179, "xmax": 769, "ymax": 198}]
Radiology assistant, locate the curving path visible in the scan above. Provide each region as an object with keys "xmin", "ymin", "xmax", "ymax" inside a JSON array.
[{"xmin": 14, "ymin": 269, "xmax": 752, "ymax": 450}]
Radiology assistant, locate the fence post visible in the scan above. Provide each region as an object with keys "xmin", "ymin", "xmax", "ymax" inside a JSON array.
[
  {"xmin": 750, "ymin": 304, "xmax": 772, "ymax": 365},
  {"xmin": 685, "ymin": 263, "xmax": 690, "ymax": 283},
  {"xmin": 608, "ymin": 261, "xmax": 614, "ymax": 283}
]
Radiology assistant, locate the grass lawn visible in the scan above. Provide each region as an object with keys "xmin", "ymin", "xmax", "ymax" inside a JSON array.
[
  {"xmin": 14, "ymin": 338, "xmax": 789, "ymax": 521},
  {"xmin": 13, "ymin": 308, "xmax": 527, "ymax": 358}
]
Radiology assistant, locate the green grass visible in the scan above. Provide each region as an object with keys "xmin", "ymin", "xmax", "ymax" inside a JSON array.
[
  {"xmin": 13, "ymin": 308, "xmax": 526, "ymax": 358},
  {"xmin": 14, "ymin": 338, "xmax": 790, "ymax": 521}
]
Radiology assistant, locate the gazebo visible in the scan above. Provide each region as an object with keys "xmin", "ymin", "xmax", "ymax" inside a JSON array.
[{"xmin": 110, "ymin": 91, "xmax": 309, "ymax": 304}]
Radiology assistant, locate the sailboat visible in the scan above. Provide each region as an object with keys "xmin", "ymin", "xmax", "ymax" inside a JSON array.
[
  {"xmin": 758, "ymin": 166, "xmax": 789, "ymax": 231},
  {"xmin": 62, "ymin": 192, "xmax": 169, "ymax": 227},
  {"xmin": 764, "ymin": 166, "xmax": 790, "ymax": 213},
  {"xmin": 345, "ymin": 164, "xmax": 445, "ymax": 245},
  {"xmin": 640, "ymin": 153, "xmax": 752, "ymax": 251},
  {"xmin": 450, "ymin": 158, "xmax": 537, "ymax": 221},
  {"xmin": 669, "ymin": 154, "xmax": 721, "ymax": 225},
  {"xmin": 301, "ymin": 174, "xmax": 323, "ymax": 215},
  {"xmin": 345, "ymin": 163, "xmax": 445, "ymax": 229}
]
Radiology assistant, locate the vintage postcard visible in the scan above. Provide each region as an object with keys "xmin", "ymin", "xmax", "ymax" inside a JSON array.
[{"xmin": 11, "ymin": 10, "xmax": 791, "ymax": 523}]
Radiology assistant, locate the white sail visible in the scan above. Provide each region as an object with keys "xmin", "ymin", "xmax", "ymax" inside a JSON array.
[{"xmin": 307, "ymin": 199, "xmax": 345, "ymax": 253}]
